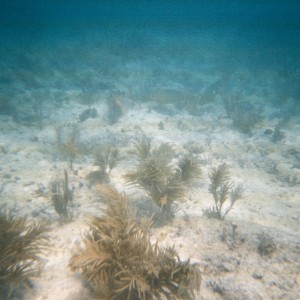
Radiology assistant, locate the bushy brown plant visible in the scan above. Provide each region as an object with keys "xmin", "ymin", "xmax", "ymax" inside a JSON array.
[
  {"xmin": 70, "ymin": 185, "xmax": 201, "ymax": 300},
  {"xmin": 203, "ymin": 164, "xmax": 244, "ymax": 220},
  {"xmin": 94, "ymin": 146, "xmax": 120, "ymax": 175},
  {"xmin": 125, "ymin": 137, "xmax": 202, "ymax": 218},
  {"xmin": 0, "ymin": 210, "xmax": 48, "ymax": 299}
]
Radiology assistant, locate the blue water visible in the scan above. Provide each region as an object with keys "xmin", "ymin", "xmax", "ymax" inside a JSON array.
[
  {"xmin": 0, "ymin": 1, "xmax": 300, "ymax": 119},
  {"xmin": 2, "ymin": 1, "xmax": 299, "ymax": 44}
]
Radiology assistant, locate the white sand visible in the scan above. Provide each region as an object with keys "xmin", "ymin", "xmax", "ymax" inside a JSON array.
[{"xmin": 1, "ymin": 97, "xmax": 299, "ymax": 300}]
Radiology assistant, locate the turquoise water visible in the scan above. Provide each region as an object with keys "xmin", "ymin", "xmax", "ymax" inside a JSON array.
[{"xmin": 1, "ymin": 1, "xmax": 299, "ymax": 118}]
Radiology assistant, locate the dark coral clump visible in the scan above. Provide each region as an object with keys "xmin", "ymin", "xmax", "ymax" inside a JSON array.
[
  {"xmin": 79, "ymin": 108, "xmax": 98, "ymax": 122},
  {"xmin": 257, "ymin": 232, "xmax": 276, "ymax": 256},
  {"xmin": 49, "ymin": 170, "xmax": 74, "ymax": 222},
  {"xmin": 223, "ymin": 96, "xmax": 263, "ymax": 134}
]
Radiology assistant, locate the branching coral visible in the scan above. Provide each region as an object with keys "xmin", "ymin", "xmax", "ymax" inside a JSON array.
[
  {"xmin": 55, "ymin": 122, "xmax": 80, "ymax": 170},
  {"xmin": 49, "ymin": 170, "xmax": 74, "ymax": 222},
  {"xmin": 203, "ymin": 164, "xmax": 244, "ymax": 220},
  {"xmin": 0, "ymin": 210, "xmax": 48, "ymax": 299},
  {"xmin": 94, "ymin": 146, "xmax": 120, "ymax": 175},
  {"xmin": 86, "ymin": 146, "xmax": 120, "ymax": 186},
  {"xmin": 124, "ymin": 137, "xmax": 202, "ymax": 219},
  {"xmin": 70, "ymin": 185, "xmax": 201, "ymax": 300}
]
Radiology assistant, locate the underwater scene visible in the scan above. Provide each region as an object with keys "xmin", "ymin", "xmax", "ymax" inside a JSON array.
[{"xmin": 0, "ymin": 1, "xmax": 300, "ymax": 299}]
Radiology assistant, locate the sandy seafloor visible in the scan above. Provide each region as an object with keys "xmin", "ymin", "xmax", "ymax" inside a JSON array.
[{"xmin": 0, "ymin": 30, "xmax": 300, "ymax": 299}]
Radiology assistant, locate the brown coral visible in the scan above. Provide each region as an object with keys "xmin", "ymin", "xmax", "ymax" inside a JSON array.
[
  {"xmin": 0, "ymin": 210, "xmax": 48, "ymax": 299},
  {"xmin": 70, "ymin": 185, "xmax": 201, "ymax": 299}
]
